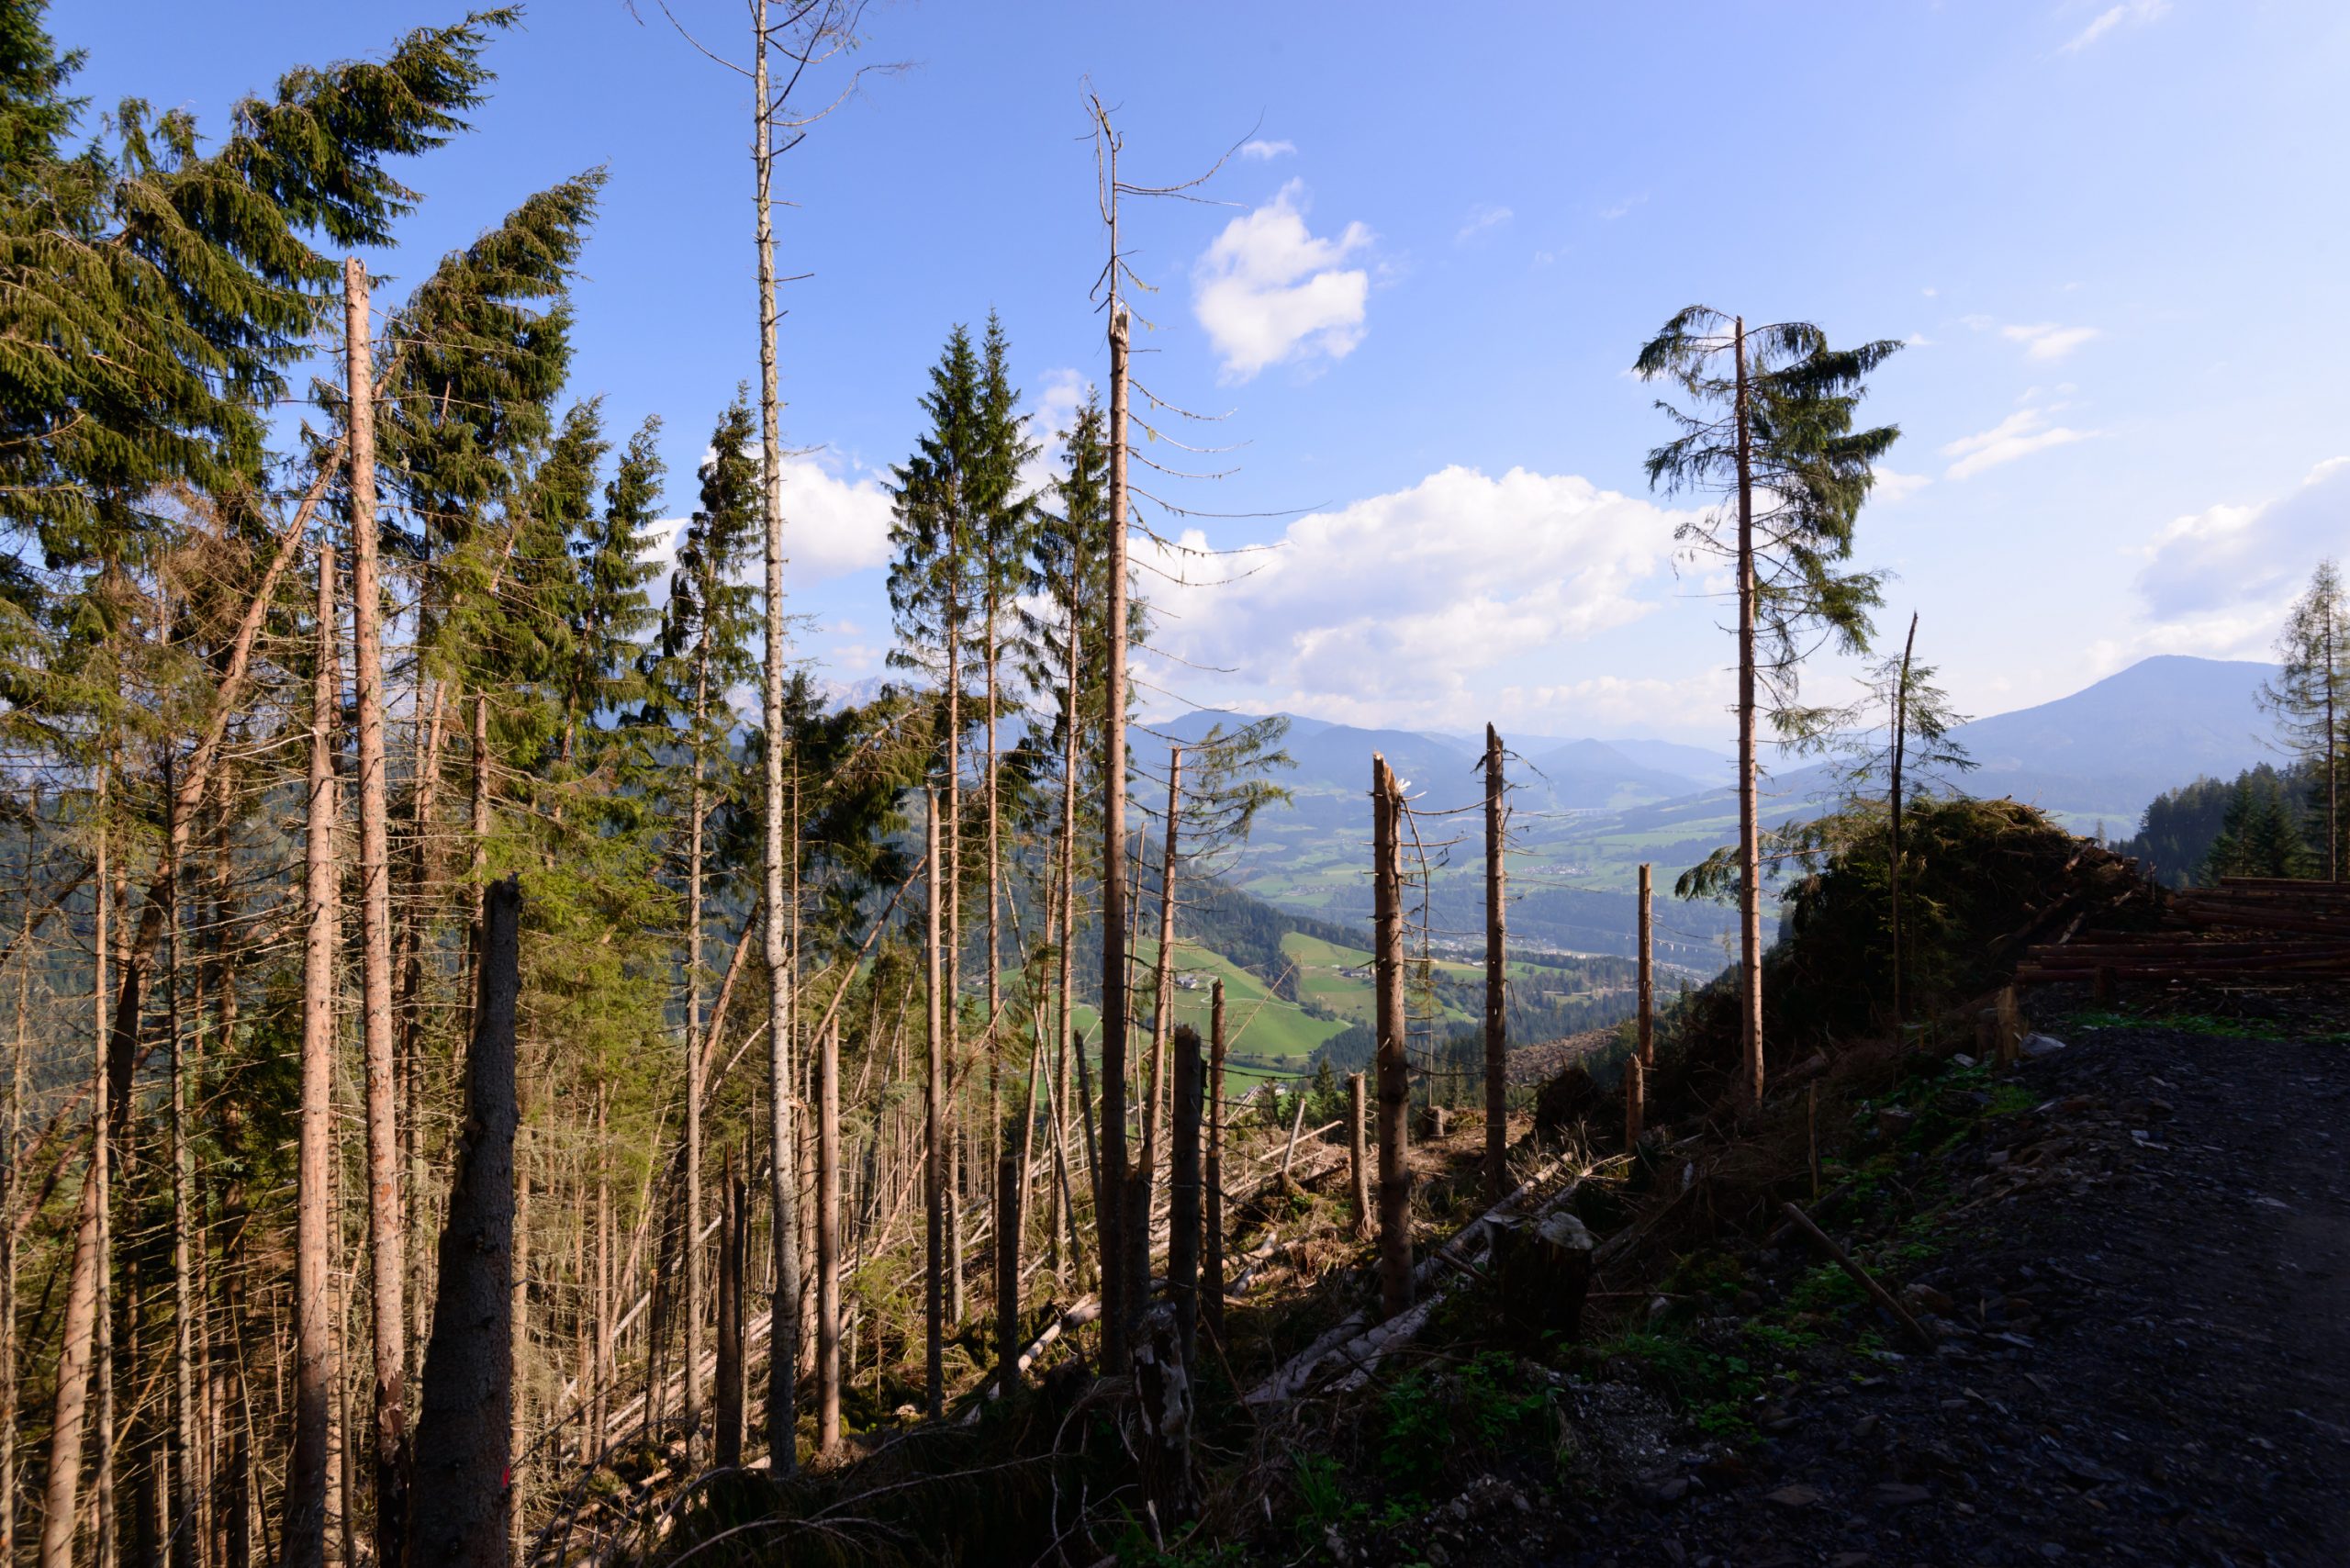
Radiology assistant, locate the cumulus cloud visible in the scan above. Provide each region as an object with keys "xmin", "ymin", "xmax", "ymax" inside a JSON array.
[
  {"xmin": 649, "ymin": 452, "xmax": 895, "ymax": 589},
  {"xmin": 1239, "ymin": 138, "xmax": 1295, "ymax": 161},
  {"xmin": 2133, "ymin": 458, "xmax": 2350, "ymax": 630},
  {"xmin": 1192, "ymin": 181, "xmax": 1372, "ymax": 382},
  {"xmin": 1872, "ymin": 468, "xmax": 1933, "ymax": 503},
  {"xmin": 1941, "ymin": 407, "xmax": 2095, "ymax": 479},
  {"xmin": 2002, "ymin": 321, "xmax": 2098, "ymax": 361},
  {"xmin": 1455, "ymin": 203, "xmax": 1513, "ymax": 244},
  {"xmin": 1133, "ymin": 465, "xmax": 1689, "ymax": 725},
  {"xmin": 1495, "ymin": 674, "xmax": 1724, "ymax": 736},
  {"xmin": 2064, "ymin": 0, "xmax": 2168, "ymax": 52}
]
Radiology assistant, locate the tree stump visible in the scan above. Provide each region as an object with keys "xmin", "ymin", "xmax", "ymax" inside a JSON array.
[
  {"xmin": 1491, "ymin": 1209, "xmax": 1595, "ymax": 1341},
  {"xmin": 1131, "ymin": 1307, "xmax": 1194, "ymax": 1530}
]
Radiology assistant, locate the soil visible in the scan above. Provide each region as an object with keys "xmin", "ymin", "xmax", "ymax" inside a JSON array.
[{"xmin": 1298, "ymin": 997, "xmax": 2350, "ymax": 1568}]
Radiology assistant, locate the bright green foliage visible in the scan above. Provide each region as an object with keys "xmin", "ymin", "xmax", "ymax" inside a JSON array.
[
  {"xmin": 1636, "ymin": 307, "xmax": 1903, "ymax": 721},
  {"xmin": 0, "ymin": 0, "xmax": 515, "ymax": 566}
]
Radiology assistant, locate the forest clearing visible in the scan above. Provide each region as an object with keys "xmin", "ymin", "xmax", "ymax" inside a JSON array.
[{"xmin": 6, "ymin": 2, "xmax": 2349, "ymax": 1565}]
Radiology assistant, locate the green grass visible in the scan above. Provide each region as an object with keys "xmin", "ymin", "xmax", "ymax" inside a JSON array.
[{"xmin": 1132, "ymin": 935, "xmax": 1349, "ymax": 1063}]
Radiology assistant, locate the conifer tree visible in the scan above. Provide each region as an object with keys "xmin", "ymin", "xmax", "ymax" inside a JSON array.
[
  {"xmin": 2259, "ymin": 560, "xmax": 2349, "ymax": 879},
  {"xmin": 1639, "ymin": 308, "xmax": 1900, "ymax": 1107}
]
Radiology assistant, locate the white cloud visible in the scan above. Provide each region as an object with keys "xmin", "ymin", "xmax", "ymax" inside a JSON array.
[
  {"xmin": 1455, "ymin": 203, "xmax": 1513, "ymax": 244},
  {"xmin": 2063, "ymin": 0, "xmax": 2168, "ymax": 53},
  {"xmin": 1133, "ymin": 465, "xmax": 1689, "ymax": 726},
  {"xmin": 1495, "ymin": 674, "xmax": 1724, "ymax": 736},
  {"xmin": 1192, "ymin": 181, "xmax": 1373, "ymax": 382},
  {"xmin": 1239, "ymin": 139, "xmax": 1295, "ymax": 161},
  {"xmin": 1940, "ymin": 407, "xmax": 2095, "ymax": 479},
  {"xmin": 1597, "ymin": 194, "xmax": 1646, "ymax": 221},
  {"xmin": 777, "ymin": 454, "xmax": 896, "ymax": 581},
  {"xmin": 1873, "ymin": 467, "xmax": 1932, "ymax": 503},
  {"xmin": 2001, "ymin": 321, "xmax": 2098, "ymax": 361},
  {"xmin": 2132, "ymin": 458, "xmax": 2350, "ymax": 634}
]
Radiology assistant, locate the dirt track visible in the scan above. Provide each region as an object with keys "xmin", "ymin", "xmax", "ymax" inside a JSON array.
[{"xmin": 1551, "ymin": 1005, "xmax": 2350, "ymax": 1567}]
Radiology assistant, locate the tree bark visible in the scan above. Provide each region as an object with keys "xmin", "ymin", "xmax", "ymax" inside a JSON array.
[
  {"xmin": 1371, "ymin": 756, "xmax": 1414, "ymax": 1317},
  {"xmin": 1203, "ymin": 982, "xmax": 1225, "ymax": 1342},
  {"xmin": 713, "ymin": 1153, "xmax": 744, "ymax": 1469},
  {"xmin": 406, "ymin": 876, "xmax": 520, "ymax": 1566},
  {"xmin": 285, "ymin": 541, "xmax": 339, "ymax": 1568},
  {"xmin": 1130, "ymin": 745, "xmax": 1181, "ymax": 1327},
  {"xmin": 683, "ymin": 652, "xmax": 709, "ymax": 1460},
  {"xmin": 1099, "ymin": 301, "xmax": 1134, "ymax": 1369},
  {"xmin": 1733, "ymin": 316, "xmax": 1764, "ymax": 1110},
  {"xmin": 1348, "ymin": 1073, "xmax": 1370, "ymax": 1238},
  {"xmin": 1889, "ymin": 611, "xmax": 1916, "ymax": 1029},
  {"xmin": 347, "ymin": 257, "xmax": 409, "ymax": 1565},
  {"xmin": 751, "ymin": 1, "xmax": 800, "ymax": 1474},
  {"xmin": 992, "ymin": 1148, "xmax": 1021, "ymax": 1394},
  {"xmin": 1168, "ymin": 1025, "xmax": 1203, "ymax": 1369},
  {"xmin": 923, "ymin": 788, "xmax": 946, "ymax": 1418},
  {"xmin": 1483, "ymin": 725, "xmax": 1507, "ymax": 1203},
  {"xmin": 816, "ymin": 1014, "xmax": 840, "ymax": 1452}
]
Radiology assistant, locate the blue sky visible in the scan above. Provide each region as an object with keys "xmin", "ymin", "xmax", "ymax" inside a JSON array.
[{"xmin": 71, "ymin": 0, "xmax": 2350, "ymax": 747}]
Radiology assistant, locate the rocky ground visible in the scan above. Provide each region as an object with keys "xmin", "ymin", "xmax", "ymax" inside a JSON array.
[{"xmin": 1283, "ymin": 994, "xmax": 2350, "ymax": 1568}]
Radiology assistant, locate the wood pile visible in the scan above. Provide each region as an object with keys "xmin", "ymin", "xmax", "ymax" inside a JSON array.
[{"xmin": 2016, "ymin": 876, "xmax": 2350, "ymax": 987}]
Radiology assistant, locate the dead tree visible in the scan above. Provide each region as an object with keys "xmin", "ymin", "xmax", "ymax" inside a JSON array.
[
  {"xmin": 406, "ymin": 875, "xmax": 520, "ymax": 1566},
  {"xmin": 923, "ymin": 786, "xmax": 946, "ymax": 1417},
  {"xmin": 993, "ymin": 1148, "xmax": 1021, "ymax": 1394},
  {"xmin": 1348, "ymin": 1073, "xmax": 1370, "ymax": 1238},
  {"xmin": 1203, "ymin": 983, "xmax": 1226, "ymax": 1341},
  {"xmin": 347, "ymin": 258, "xmax": 410, "ymax": 1567},
  {"xmin": 1128, "ymin": 745, "xmax": 1181, "ymax": 1338},
  {"xmin": 1168, "ymin": 1025, "xmax": 1203, "ymax": 1368},
  {"xmin": 1371, "ymin": 756, "xmax": 1414, "ymax": 1316},
  {"xmin": 714, "ymin": 1153, "xmax": 744, "ymax": 1468},
  {"xmin": 285, "ymin": 540, "xmax": 339, "ymax": 1568},
  {"xmin": 1097, "ymin": 297, "xmax": 1134, "ymax": 1368},
  {"xmin": 816, "ymin": 1014, "xmax": 841, "ymax": 1452},
  {"xmin": 1482, "ymin": 724, "xmax": 1506, "ymax": 1202}
]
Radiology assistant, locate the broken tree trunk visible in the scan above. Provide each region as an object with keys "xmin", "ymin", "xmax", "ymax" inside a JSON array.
[
  {"xmin": 1168, "ymin": 1025, "xmax": 1203, "ymax": 1369},
  {"xmin": 923, "ymin": 788, "xmax": 946, "ymax": 1419},
  {"xmin": 1131, "ymin": 1309, "xmax": 1193, "ymax": 1531},
  {"xmin": 1348, "ymin": 1073, "xmax": 1370, "ymax": 1238},
  {"xmin": 406, "ymin": 875, "xmax": 520, "ymax": 1567},
  {"xmin": 1483, "ymin": 723, "xmax": 1507, "ymax": 1203},
  {"xmin": 714, "ymin": 1155, "xmax": 745, "ymax": 1468},
  {"xmin": 993, "ymin": 1148, "xmax": 1022, "ymax": 1396},
  {"xmin": 1490, "ymin": 1210, "xmax": 1594, "ymax": 1340},
  {"xmin": 1371, "ymin": 756, "xmax": 1414, "ymax": 1316},
  {"xmin": 1203, "ymin": 984, "xmax": 1226, "ymax": 1342}
]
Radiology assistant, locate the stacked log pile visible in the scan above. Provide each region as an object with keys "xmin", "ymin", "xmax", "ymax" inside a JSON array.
[{"xmin": 2016, "ymin": 876, "xmax": 2350, "ymax": 988}]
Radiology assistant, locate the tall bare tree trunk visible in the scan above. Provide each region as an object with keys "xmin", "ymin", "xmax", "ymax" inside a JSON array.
[
  {"xmin": 713, "ymin": 1154, "xmax": 743, "ymax": 1469},
  {"xmin": 346, "ymin": 257, "xmax": 409, "ymax": 1565},
  {"xmin": 3, "ymin": 892, "xmax": 23, "ymax": 1564},
  {"xmin": 509, "ymin": 1158, "xmax": 530, "ymax": 1567},
  {"xmin": 985, "ymin": 554, "xmax": 1002, "ymax": 1256},
  {"xmin": 815, "ymin": 1013, "xmax": 839, "ymax": 1452},
  {"xmin": 991, "ymin": 1146, "xmax": 1019, "ymax": 1394},
  {"xmin": 406, "ymin": 877, "xmax": 520, "ymax": 1566},
  {"xmin": 922, "ymin": 789, "xmax": 946, "ymax": 1417},
  {"xmin": 1482, "ymin": 725, "xmax": 1506, "ymax": 1202},
  {"xmin": 1371, "ymin": 756, "xmax": 1413, "ymax": 1317},
  {"xmin": 749, "ymin": 2, "xmax": 800, "ymax": 1473},
  {"xmin": 1128, "ymin": 746, "xmax": 1181, "ymax": 1327},
  {"xmin": 1888, "ymin": 611, "xmax": 1917, "ymax": 1029},
  {"xmin": 682, "ymin": 655, "xmax": 709, "ymax": 1459},
  {"xmin": 286, "ymin": 542, "xmax": 340, "ymax": 1568},
  {"xmin": 1203, "ymin": 982, "xmax": 1225, "ymax": 1341},
  {"xmin": 1732, "ymin": 316, "xmax": 1764, "ymax": 1110},
  {"xmin": 1629, "ymin": 861, "xmax": 1652, "ymax": 1148},
  {"xmin": 39, "ymin": 774, "xmax": 106, "ymax": 1568},
  {"xmin": 1168, "ymin": 1025, "xmax": 1203, "ymax": 1369},
  {"xmin": 1055, "ymin": 607, "xmax": 1082, "ymax": 1286},
  {"xmin": 1099, "ymin": 299, "xmax": 1134, "ymax": 1369}
]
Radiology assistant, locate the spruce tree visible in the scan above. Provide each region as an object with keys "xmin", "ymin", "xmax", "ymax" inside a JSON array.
[
  {"xmin": 2258, "ymin": 559, "xmax": 2349, "ymax": 879},
  {"xmin": 1639, "ymin": 308, "xmax": 1901, "ymax": 1106}
]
